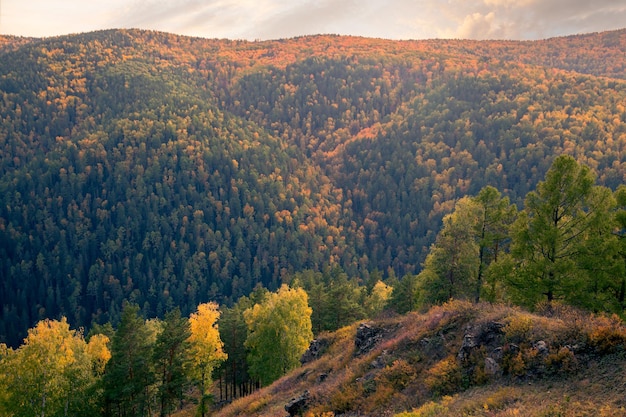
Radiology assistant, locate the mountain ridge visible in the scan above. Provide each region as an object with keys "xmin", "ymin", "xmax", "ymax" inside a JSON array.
[{"xmin": 1, "ymin": 28, "xmax": 625, "ymax": 347}]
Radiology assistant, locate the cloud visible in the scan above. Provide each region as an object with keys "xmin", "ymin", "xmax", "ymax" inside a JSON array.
[
  {"xmin": 456, "ymin": 12, "xmax": 498, "ymax": 40},
  {"xmin": 107, "ymin": 0, "xmax": 267, "ymax": 38},
  {"xmin": 434, "ymin": 0, "xmax": 626, "ymax": 40},
  {"xmin": 3, "ymin": 0, "xmax": 626, "ymax": 40}
]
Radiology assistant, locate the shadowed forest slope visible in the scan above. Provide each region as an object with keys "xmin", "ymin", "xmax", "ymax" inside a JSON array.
[{"xmin": 1, "ymin": 29, "xmax": 625, "ymax": 346}]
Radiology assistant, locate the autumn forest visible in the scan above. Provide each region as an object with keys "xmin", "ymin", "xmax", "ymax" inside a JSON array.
[{"xmin": 1, "ymin": 28, "xmax": 626, "ymax": 416}]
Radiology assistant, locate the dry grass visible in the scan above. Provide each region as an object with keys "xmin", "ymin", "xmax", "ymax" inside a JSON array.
[{"xmin": 208, "ymin": 301, "xmax": 626, "ymax": 417}]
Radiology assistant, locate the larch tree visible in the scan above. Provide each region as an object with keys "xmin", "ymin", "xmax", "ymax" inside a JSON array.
[
  {"xmin": 507, "ymin": 155, "xmax": 616, "ymax": 308},
  {"xmin": 364, "ymin": 279, "xmax": 393, "ymax": 317},
  {"xmin": 244, "ymin": 285, "xmax": 313, "ymax": 386}
]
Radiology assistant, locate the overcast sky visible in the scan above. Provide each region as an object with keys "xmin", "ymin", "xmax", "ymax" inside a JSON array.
[{"xmin": 1, "ymin": 0, "xmax": 625, "ymax": 41}]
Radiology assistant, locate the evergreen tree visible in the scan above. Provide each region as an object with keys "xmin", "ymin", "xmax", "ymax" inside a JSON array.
[
  {"xmin": 102, "ymin": 303, "xmax": 155, "ymax": 417},
  {"xmin": 506, "ymin": 155, "xmax": 616, "ymax": 308},
  {"xmin": 153, "ymin": 308, "xmax": 191, "ymax": 417},
  {"xmin": 322, "ymin": 267, "xmax": 364, "ymax": 331},
  {"xmin": 613, "ymin": 185, "xmax": 626, "ymax": 311},
  {"xmin": 388, "ymin": 273, "xmax": 420, "ymax": 314},
  {"xmin": 472, "ymin": 186, "xmax": 517, "ymax": 302}
]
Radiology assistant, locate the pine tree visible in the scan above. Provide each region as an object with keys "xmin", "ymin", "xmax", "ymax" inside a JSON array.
[
  {"xmin": 102, "ymin": 303, "xmax": 155, "ymax": 417},
  {"xmin": 153, "ymin": 308, "xmax": 191, "ymax": 417},
  {"xmin": 507, "ymin": 155, "xmax": 616, "ymax": 308}
]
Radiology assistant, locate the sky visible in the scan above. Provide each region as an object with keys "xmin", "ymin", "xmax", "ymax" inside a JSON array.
[{"xmin": 1, "ymin": 0, "xmax": 626, "ymax": 41}]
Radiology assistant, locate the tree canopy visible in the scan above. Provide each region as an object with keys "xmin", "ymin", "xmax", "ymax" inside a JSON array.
[{"xmin": 244, "ymin": 285, "xmax": 313, "ymax": 386}]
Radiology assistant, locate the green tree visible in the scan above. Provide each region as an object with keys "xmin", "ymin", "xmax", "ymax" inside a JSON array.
[
  {"xmin": 322, "ymin": 267, "xmax": 365, "ymax": 331},
  {"xmin": 364, "ymin": 280, "xmax": 393, "ymax": 317},
  {"xmin": 103, "ymin": 303, "xmax": 155, "ymax": 417},
  {"xmin": 600, "ymin": 185, "xmax": 626, "ymax": 311},
  {"xmin": 418, "ymin": 197, "xmax": 481, "ymax": 304},
  {"xmin": 244, "ymin": 285, "xmax": 313, "ymax": 386},
  {"xmin": 153, "ymin": 308, "xmax": 191, "ymax": 417},
  {"xmin": 618, "ymin": 186, "xmax": 626, "ymax": 309},
  {"xmin": 506, "ymin": 155, "xmax": 616, "ymax": 308},
  {"xmin": 389, "ymin": 273, "xmax": 420, "ymax": 314},
  {"xmin": 472, "ymin": 186, "xmax": 517, "ymax": 302},
  {"xmin": 291, "ymin": 270, "xmax": 328, "ymax": 334},
  {"xmin": 218, "ymin": 285, "xmax": 268, "ymax": 402},
  {"xmin": 188, "ymin": 302, "xmax": 227, "ymax": 417}
]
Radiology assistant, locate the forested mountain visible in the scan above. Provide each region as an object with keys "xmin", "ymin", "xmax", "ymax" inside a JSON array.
[{"xmin": 1, "ymin": 29, "xmax": 626, "ymax": 347}]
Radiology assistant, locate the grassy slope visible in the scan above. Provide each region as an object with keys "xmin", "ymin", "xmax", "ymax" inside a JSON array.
[{"xmin": 208, "ymin": 301, "xmax": 626, "ymax": 417}]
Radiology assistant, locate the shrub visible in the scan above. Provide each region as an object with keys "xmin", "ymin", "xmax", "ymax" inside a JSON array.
[
  {"xmin": 394, "ymin": 396, "xmax": 452, "ymax": 417},
  {"xmin": 304, "ymin": 412, "xmax": 335, "ymax": 417},
  {"xmin": 244, "ymin": 394, "xmax": 270, "ymax": 414},
  {"xmin": 482, "ymin": 386, "xmax": 520, "ymax": 412},
  {"xmin": 424, "ymin": 356, "xmax": 462, "ymax": 395},
  {"xmin": 502, "ymin": 350, "xmax": 527, "ymax": 377},
  {"xmin": 376, "ymin": 359, "xmax": 417, "ymax": 390},
  {"xmin": 460, "ymin": 386, "xmax": 521, "ymax": 415},
  {"xmin": 329, "ymin": 383, "xmax": 362, "ymax": 414},
  {"xmin": 504, "ymin": 314, "xmax": 533, "ymax": 344},
  {"xmin": 545, "ymin": 346, "xmax": 577, "ymax": 374},
  {"xmin": 587, "ymin": 314, "xmax": 626, "ymax": 354}
]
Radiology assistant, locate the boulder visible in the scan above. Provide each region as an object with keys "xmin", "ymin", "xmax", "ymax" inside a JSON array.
[
  {"xmin": 285, "ymin": 390, "xmax": 310, "ymax": 417},
  {"xmin": 301, "ymin": 338, "xmax": 329, "ymax": 364},
  {"xmin": 355, "ymin": 323, "xmax": 385, "ymax": 356},
  {"xmin": 484, "ymin": 357, "xmax": 501, "ymax": 376}
]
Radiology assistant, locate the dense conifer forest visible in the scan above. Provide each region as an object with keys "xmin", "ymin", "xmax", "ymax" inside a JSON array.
[
  {"xmin": 1, "ymin": 28, "xmax": 626, "ymax": 417},
  {"xmin": 1, "ymin": 28, "xmax": 626, "ymax": 348}
]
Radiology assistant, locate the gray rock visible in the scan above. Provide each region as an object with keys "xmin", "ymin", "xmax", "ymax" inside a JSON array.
[
  {"xmin": 533, "ymin": 340, "xmax": 549, "ymax": 356},
  {"xmin": 484, "ymin": 357, "xmax": 501, "ymax": 376},
  {"xmin": 354, "ymin": 323, "xmax": 385, "ymax": 356},
  {"xmin": 285, "ymin": 390, "xmax": 310, "ymax": 417},
  {"xmin": 301, "ymin": 338, "xmax": 329, "ymax": 364}
]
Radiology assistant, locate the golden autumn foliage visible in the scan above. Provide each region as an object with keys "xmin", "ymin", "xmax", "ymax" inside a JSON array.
[
  {"xmin": 1, "ymin": 28, "xmax": 626, "ymax": 347},
  {"xmin": 188, "ymin": 302, "xmax": 228, "ymax": 383},
  {"xmin": 0, "ymin": 318, "xmax": 110, "ymax": 416}
]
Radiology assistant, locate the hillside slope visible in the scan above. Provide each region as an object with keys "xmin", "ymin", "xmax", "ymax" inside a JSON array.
[
  {"xmin": 1, "ymin": 29, "xmax": 626, "ymax": 346},
  {"xmin": 214, "ymin": 301, "xmax": 626, "ymax": 417}
]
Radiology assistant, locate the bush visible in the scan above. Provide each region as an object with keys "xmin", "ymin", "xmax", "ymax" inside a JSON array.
[
  {"xmin": 502, "ymin": 350, "xmax": 527, "ymax": 377},
  {"xmin": 376, "ymin": 359, "xmax": 417, "ymax": 390},
  {"xmin": 329, "ymin": 383, "xmax": 362, "ymax": 414},
  {"xmin": 587, "ymin": 314, "xmax": 626, "ymax": 354},
  {"xmin": 394, "ymin": 396, "xmax": 452, "ymax": 417},
  {"xmin": 461, "ymin": 386, "xmax": 520, "ymax": 414},
  {"xmin": 424, "ymin": 356, "xmax": 462, "ymax": 395},
  {"xmin": 545, "ymin": 346, "xmax": 577, "ymax": 374},
  {"xmin": 504, "ymin": 314, "xmax": 533, "ymax": 344}
]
